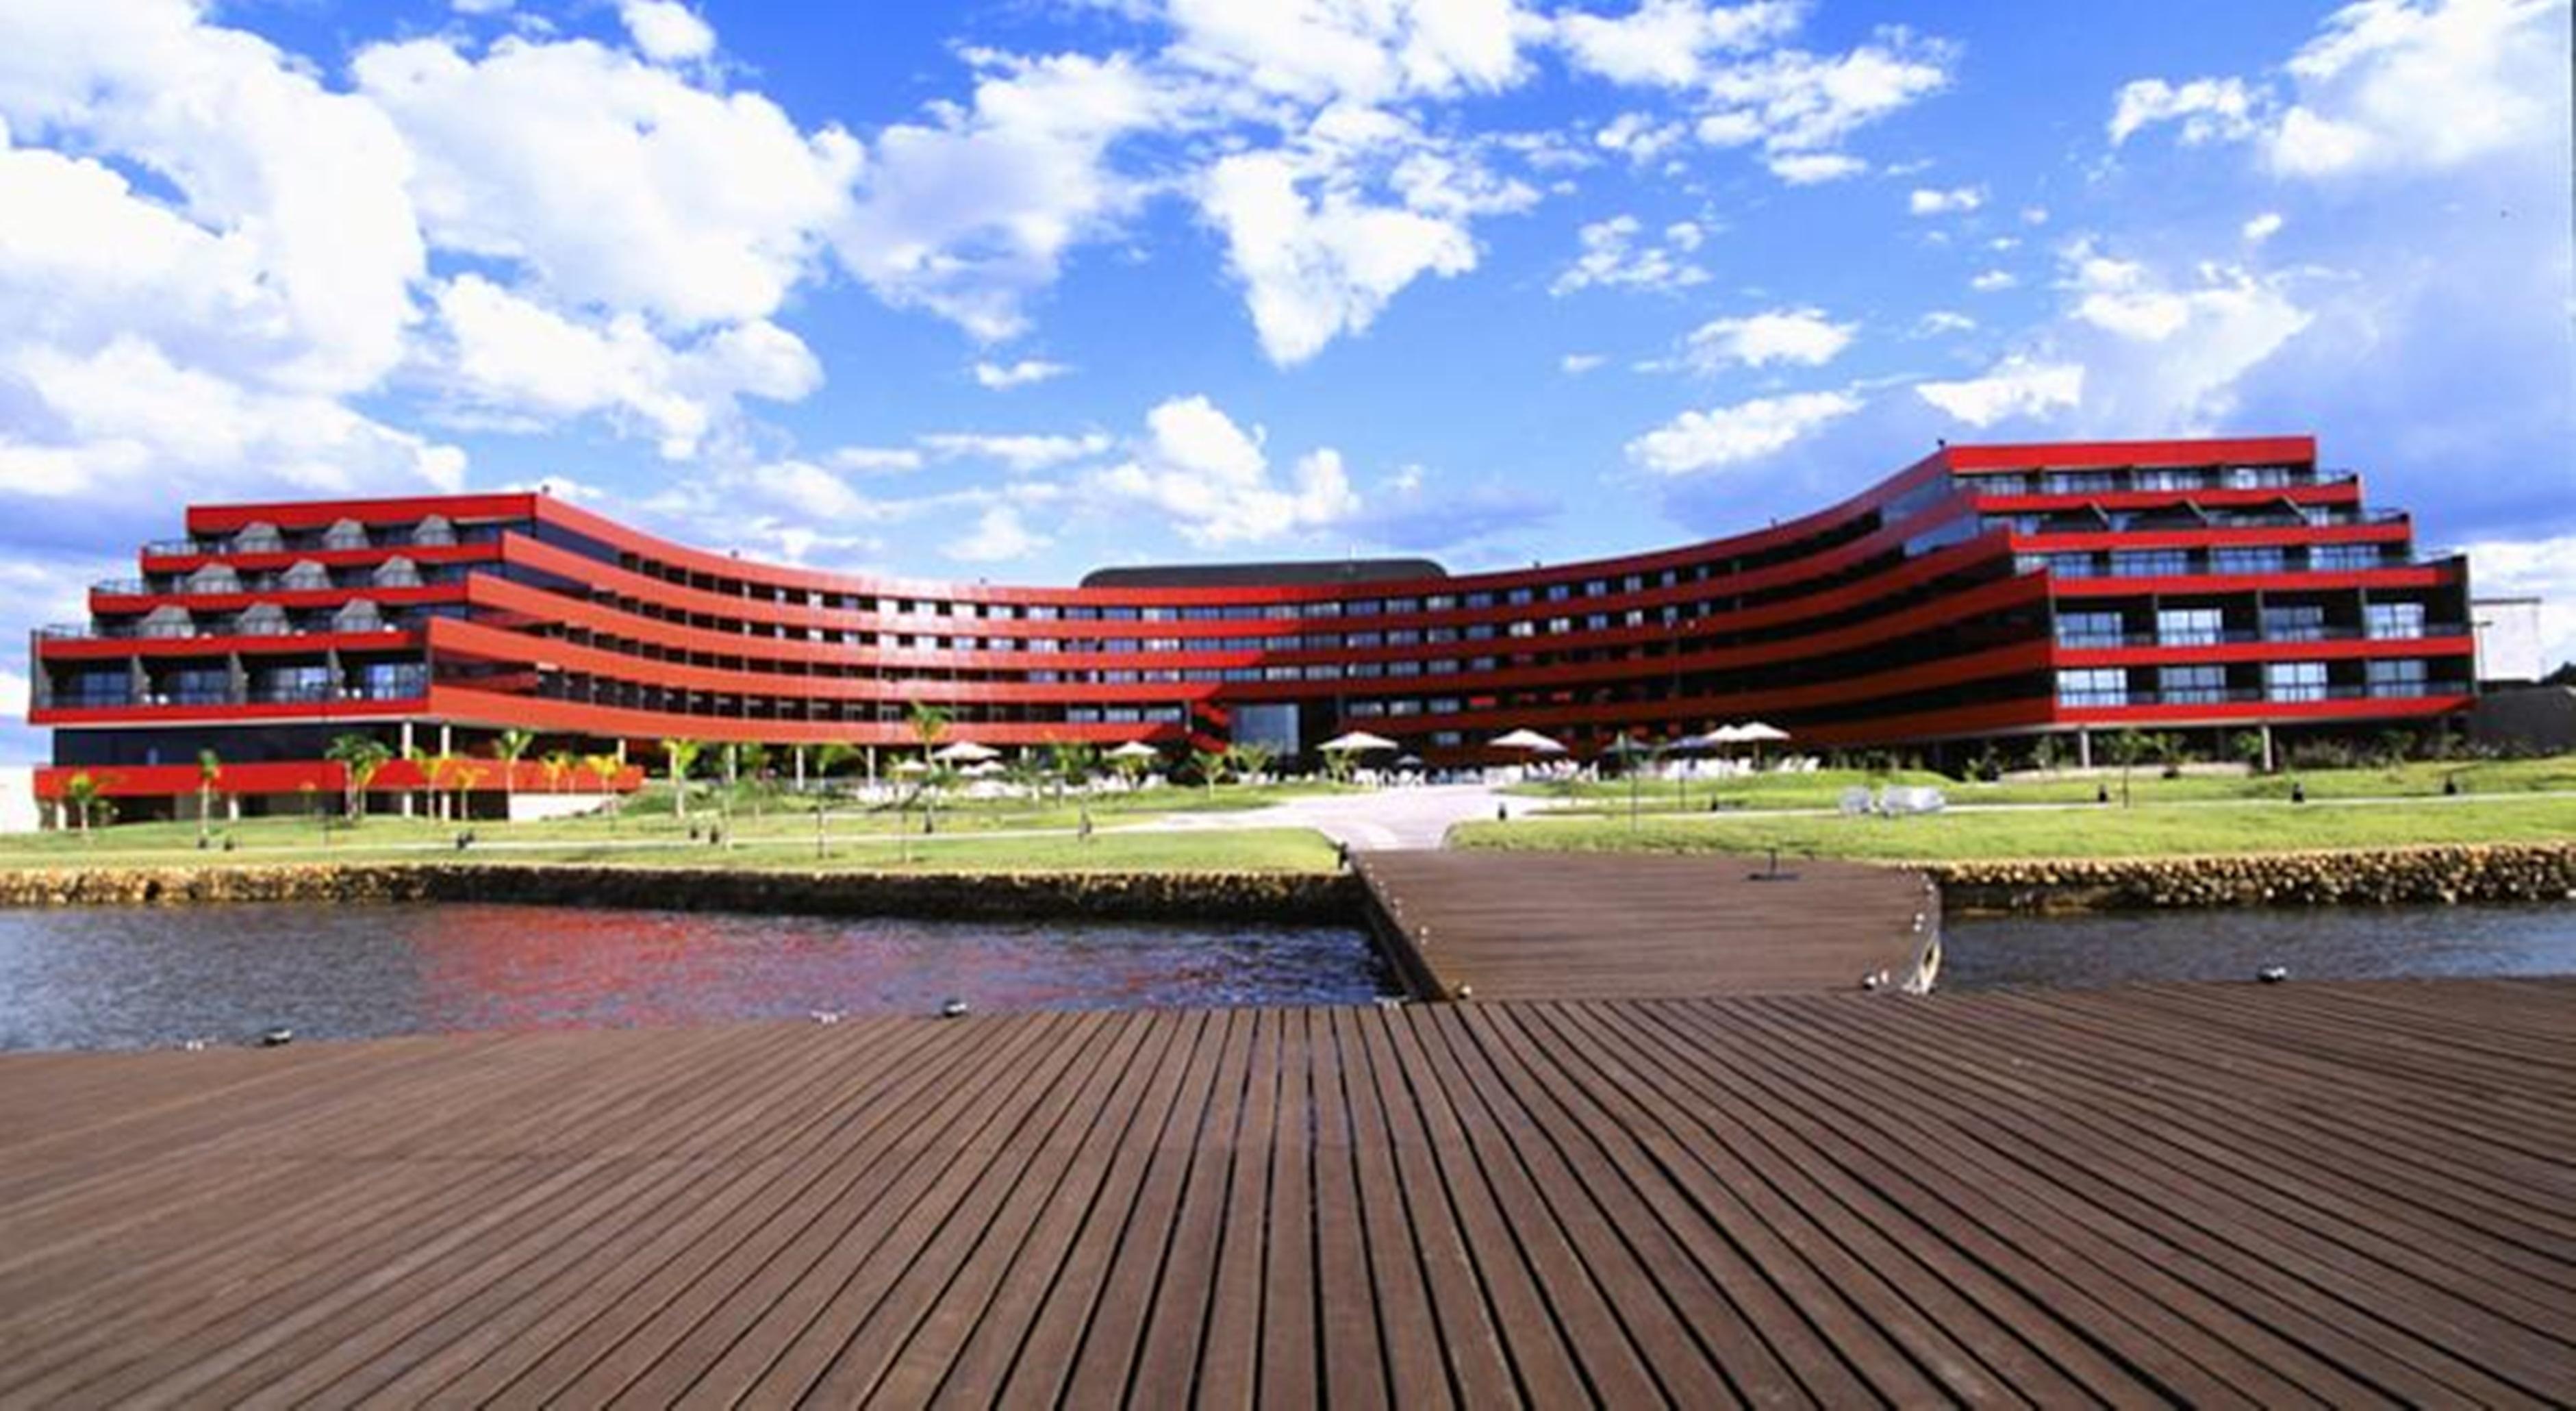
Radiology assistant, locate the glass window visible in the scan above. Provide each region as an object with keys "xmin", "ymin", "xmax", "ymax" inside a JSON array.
[
  {"xmin": 2056, "ymin": 611, "xmax": 2123, "ymax": 648},
  {"xmin": 2112, "ymin": 549, "xmax": 2193, "ymax": 577},
  {"xmin": 2366, "ymin": 601, "xmax": 2426, "ymax": 639},
  {"xmin": 2158, "ymin": 665, "xmax": 2227, "ymax": 705},
  {"xmin": 2055, "ymin": 668, "xmax": 2127, "ymax": 707},
  {"xmin": 2265, "ymin": 661, "xmax": 2329, "ymax": 702},
  {"xmin": 2212, "ymin": 546, "xmax": 2286, "ymax": 575},
  {"xmin": 2156, "ymin": 608, "xmax": 2224, "ymax": 647},
  {"xmin": 2366, "ymin": 659, "xmax": 2429, "ymax": 697}
]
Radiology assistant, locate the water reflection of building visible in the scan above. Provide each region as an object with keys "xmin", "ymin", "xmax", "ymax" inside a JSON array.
[{"xmin": 30, "ymin": 435, "xmax": 2479, "ymax": 819}]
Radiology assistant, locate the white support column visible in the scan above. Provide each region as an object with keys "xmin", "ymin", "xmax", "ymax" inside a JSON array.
[
  {"xmin": 2260, "ymin": 723, "xmax": 2275, "ymax": 775},
  {"xmin": 399, "ymin": 720, "xmax": 416, "ymax": 816},
  {"xmin": 2077, "ymin": 727, "xmax": 2093, "ymax": 770}
]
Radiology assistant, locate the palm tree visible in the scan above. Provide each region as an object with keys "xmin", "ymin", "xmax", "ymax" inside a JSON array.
[
  {"xmin": 494, "ymin": 728, "xmax": 538, "ymax": 815},
  {"xmin": 583, "ymin": 751, "xmax": 624, "ymax": 831},
  {"xmin": 401, "ymin": 742, "xmax": 440, "ymax": 820},
  {"xmin": 60, "ymin": 771, "xmax": 101, "ymax": 838},
  {"xmin": 814, "ymin": 740, "xmax": 863, "ymax": 792},
  {"xmin": 1044, "ymin": 740, "xmax": 1097, "ymax": 806},
  {"xmin": 661, "ymin": 738, "xmax": 703, "ymax": 825},
  {"xmin": 195, "ymin": 749, "xmax": 223, "ymax": 846},
  {"xmin": 2101, "ymin": 728, "xmax": 2150, "ymax": 808},
  {"xmin": 325, "ymin": 734, "xmax": 392, "ymax": 825},
  {"xmin": 907, "ymin": 703, "xmax": 952, "ymax": 834},
  {"xmin": 1224, "ymin": 741, "xmax": 1274, "ymax": 786},
  {"xmin": 541, "ymin": 749, "xmax": 576, "ymax": 795},
  {"xmin": 1192, "ymin": 747, "xmax": 1228, "ymax": 796}
]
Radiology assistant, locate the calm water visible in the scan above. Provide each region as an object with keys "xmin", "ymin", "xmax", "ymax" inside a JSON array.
[
  {"xmin": 0, "ymin": 903, "xmax": 1391, "ymax": 1051},
  {"xmin": 1945, "ymin": 903, "xmax": 2576, "ymax": 990}
]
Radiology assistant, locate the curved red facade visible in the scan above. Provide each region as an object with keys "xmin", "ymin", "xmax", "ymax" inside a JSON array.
[{"xmin": 30, "ymin": 435, "xmax": 2478, "ymax": 812}]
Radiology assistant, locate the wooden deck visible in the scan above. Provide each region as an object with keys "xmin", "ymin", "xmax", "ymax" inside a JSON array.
[
  {"xmin": 1357, "ymin": 849, "xmax": 1938, "ymax": 1001},
  {"xmin": 3, "ymin": 978, "xmax": 2570, "ymax": 1406}
]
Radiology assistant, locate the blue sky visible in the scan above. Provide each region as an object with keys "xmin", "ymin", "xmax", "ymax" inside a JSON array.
[{"xmin": 1, "ymin": 0, "xmax": 2570, "ymax": 760}]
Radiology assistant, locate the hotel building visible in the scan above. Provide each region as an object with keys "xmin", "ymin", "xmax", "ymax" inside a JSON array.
[{"xmin": 28, "ymin": 435, "xmax": 2477, "ymax": 818}]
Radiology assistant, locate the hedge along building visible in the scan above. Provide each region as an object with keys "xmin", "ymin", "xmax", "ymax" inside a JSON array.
[{"xmin": 28, "ymin": 435, "xmax": 2476, "ymax": 820}]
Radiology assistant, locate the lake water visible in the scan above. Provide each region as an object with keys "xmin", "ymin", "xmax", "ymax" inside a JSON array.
[
  {"xmin": 1945, "ymin": 902, "xmax": 2576, "ymax": 990},
  {"xmin": 0, "ymin": 903, "xmax": 1391, "ymax": 1051}
]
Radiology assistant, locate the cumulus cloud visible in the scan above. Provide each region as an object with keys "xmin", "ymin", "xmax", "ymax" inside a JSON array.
[
  {"xmin": 1908, "ymin": 185, "xmax": 1984, "ymax": 216},
  {"xmin": 835, "ymin": 50, "xmax": 1161, "ymax": 342},
  {"xmin": 1094, "ymin": 395, "xmax": 1361, "ymax": 545},
  {"xmin": 1201, "ymin": 145, "xmax": 1480, "ymax": 365},
  {"xmin": 429, "ymin": 275, "xmax": 819, "ymax": 458},
  {"xmin": 1560, "ymin": 352, "xmax": 1608, "ymax": 374},
  {"xmin": 917, "ymin": 431, "xmax": 1113, "ymax": 473},
  {"xmin": 1680, "ymin": 307, "xmax": 1854, "ymax": 371},
  {"xmin": 619, "ymin": 1, "xmax": 715, "ymax": 65},
  {"xmin": 2243, "ymin": 212, "xmax": 2286, "ymax": 242},
  {"xmin": 1915, "ymin": 356, "xmax": 2084, "ymax": 426},
  {"xmin": 945, "ymin": 503, "xmax": 1052, "ymax": 562},
  {"xmin": 2110, "ymin": 0, "xmax": 2563, "ymax": 179},
  {"xmin": 1969, "ymin": 269, "xmax": 2019, "ymax": 292},
  {"xmin": 1624, "ymin": 390, "xmax": 1862, "ymax": 476},
  {"xmin": 1554, "ymin": 0, "xmax": 1800, "ymax": 88},
  {"xmin": 1917, "ymin": 310, "xmax": 1977, "ymax": 335},
  {"xmin": 972, "ymin": 358, "xmax": 1073, "ymax": 390},
  {"xmin": 1550, "ymin": 215, "xmax": 1709, "ymax": 296},
  {"xmin": 2108, "ymin": 77, "xmax": 2260, "ymax": 146}
]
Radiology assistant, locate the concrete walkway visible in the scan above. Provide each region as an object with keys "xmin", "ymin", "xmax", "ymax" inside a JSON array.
[{"xmin": 1151, "ymin": 782, "xmax": 1508, "ymax": 851}]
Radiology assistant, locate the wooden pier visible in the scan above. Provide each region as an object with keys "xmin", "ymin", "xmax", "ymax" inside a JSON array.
[
  {"xmin": 1, "ymin": 977, "xmax": 2569, "ymax": 1405},
  {"xmin": 1356, "ymin": 850, "xmax": 1939, "ymax": 1001}
]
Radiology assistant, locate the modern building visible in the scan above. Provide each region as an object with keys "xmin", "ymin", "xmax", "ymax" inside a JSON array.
[{"xmin": 29, "ymin": 435, "xmax": 2477, "ymax": 820}]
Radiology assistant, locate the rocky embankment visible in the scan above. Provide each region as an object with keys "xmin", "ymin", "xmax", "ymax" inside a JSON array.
[
  {"xmin": 1930, "ymin": 842, "xmax": 2576, "ymax": 914},
  {"xmin": 0, "ymin": 863, "xmax": 1363, "ymax": 924}
]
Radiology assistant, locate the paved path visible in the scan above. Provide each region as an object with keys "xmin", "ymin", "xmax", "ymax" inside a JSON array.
[{"xmin": 1150, "ymin": 782, "xmax": 1508, "ymax": 851}]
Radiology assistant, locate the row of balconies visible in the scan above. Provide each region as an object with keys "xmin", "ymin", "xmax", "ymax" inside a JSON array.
[
  {"xmin": 2052, "ymin": 622, "xmax": 2468, "ymax": 649},
  {"xmin": 140, "ymin": 517, "xmax": 501, "ymax": 559},
  {"xmin": 1964, "ymin": 465, "xmax": 2344, "ymax": 497}
]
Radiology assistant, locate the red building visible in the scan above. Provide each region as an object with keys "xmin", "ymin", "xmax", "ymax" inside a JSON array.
[{"xmin": 29, "ymin": 435, "xmax": 2476, "ymax": 819}]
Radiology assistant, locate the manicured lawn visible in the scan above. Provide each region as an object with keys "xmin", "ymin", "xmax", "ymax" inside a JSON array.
[
  {"xmin": 1516, "ymin": 756, "xmax": 2576, "ymax": 815},
  {"xmin": 1454, "ymin": 795, "xmax": 2576, "ymax": 862}
]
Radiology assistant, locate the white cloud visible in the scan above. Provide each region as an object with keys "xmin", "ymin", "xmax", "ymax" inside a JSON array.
[
  {"xmin": 2110, "ymin": 1, "xmax": 2562, "ymax": 179},
  {"xmin": 946, "ymin": 503, "xmax": 1051, "ymax": 562},
  {"xmin": 972, "ymin": 358, "xmax": 1072, "ymax": 389},
  {"xmin": 1915, "ymin": 355, "xmax": 2084, "ymax": 426},
  {"xmin": 1554, "ymin": 0, "xmax": 1800, "ymax": 88},
  {"xmin": 0, "ymin": 669, "xmax": 27, "ymax": 722},
  {"xmin": 1767, "ymin": 152, "xmax": 1867, "ymax": 184},
  {"xmin": 1094, "ymin": 394, "xmax": 1361, "ymax": 544},
  {"xmin": 2243, "ymin": 212, "xmax": 2287, "ymax": 243},
  {"xmin": 1917, "ymin": 310, "xmax": 1977, "ymax": 335},
  {"xmin": 1549, "ymin": 214, "xmax": 1709, "ymax": 296},
  {"xmin": 1624, "ymin": 390, "xmax": 1861, "ymax": 476},
  {"xmin": 918, "ymin": 431, "xmax": 1113, "ymax": 473},
  {"xmin": 1560, "ymin": 352, "xmax": 1607, "ymax": 374},
  {"xmin": 1201, "ymin": 146, "xmax": 1480, "ymax": 365},
  {"xmin": 831, "ymin": 445, "xmax": 927, "ymax": 473},
  {"xmin": 0, "ymin": 2, "xmax": 425, "ymax": 395},
  {"xmin": 2108, "ymin": 77, "xmax": 2260, "ymax": 146},
  {"xmin": 1908, "ymin": 185, "xmax": 1984, "ymax": 216},
  {"xmin": 356, "ymin": 34, "xmax": 857, "ymax": 333},
  {"xmin": 429, "ymin": 274, "xmax": 818, "ymax": 458},
  {"xmin": 1594, "ymin": 110, "xmax": 1689, "ymax": 163},
  {"xmin": 1165, "ymin": 0, "xmax": 1543, "ymax": 106},
  {"xmin": 835, "ymin": 50, "xmax": 1161, "ymax": 342},
  {"xmin": 1682, "ymin": 307, "xmax": 1854, "ymax": 370},
  {"xmin": 619, "ymin": 1, "xmax": 714, "ymax": 65},
  {"xmin": 2269, "ymin": 0, "xmax": 2561, "ymax": 177},
  {"xmin": 2056, "ymin": 244, "xmax": 2312, "ymax": 428},
  {"xmin": 1969, "ymin": 269, "xmax": 2019, "ymax": 292},
  {"xmin": 1692, "ymin": 32, "xmax": 1954, "ymax": 167},
  {"xmin": 2460, "ymin": 535, "xmax": 2576, "ymax": 672}
]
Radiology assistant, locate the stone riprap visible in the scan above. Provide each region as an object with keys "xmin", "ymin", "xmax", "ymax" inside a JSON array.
[
  {"xmin": 0, "ymin": 862, "xmax": 1361, "ymax": 924},
  {"xmin": 1930, "ymin": 842, "xmax": 2576, "ymax": 914}
]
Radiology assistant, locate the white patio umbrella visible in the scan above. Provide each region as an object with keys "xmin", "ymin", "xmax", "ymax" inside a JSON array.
[
  {"xmin": 1733, "ymin": 721, "xmax": 1791, "ymax": 742},
  {"xmin": 931, "ymin": 740, "xmax": 1000, "ymax": 764},
  {"xmin": 1104, "ymin": 740, "xmax": 1161, "ymax": 760},
  {"xmin": 891, "ymin": 758, "xmax": 930, "ymax": 775},
  {"xmin": 1488, "ymin": 727, "xmax": 1567, "ymax": 754},
  {"xmin": 1318, "ymin": 729, "xmax": 1400, "ymax": 753}
]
